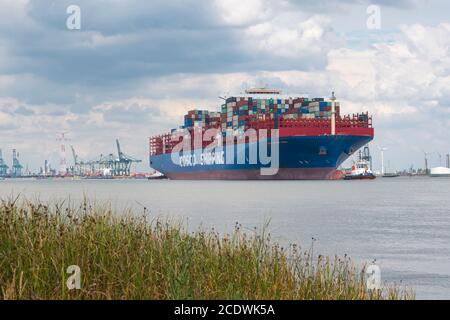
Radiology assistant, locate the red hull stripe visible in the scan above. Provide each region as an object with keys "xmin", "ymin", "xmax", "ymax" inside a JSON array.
[{"xmin": 164, "ymin": 168, "xmax": 345, "ymax": 180}]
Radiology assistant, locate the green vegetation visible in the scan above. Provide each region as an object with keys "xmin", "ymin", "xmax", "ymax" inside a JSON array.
[{"xmin": 0, "ymin": 198, "xmax": 413, "ymax": 300}]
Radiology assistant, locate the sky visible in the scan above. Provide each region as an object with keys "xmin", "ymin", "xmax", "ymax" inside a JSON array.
[{"xmin": 0, "ymin": 0, "xmax": 449, "ymax": 173}]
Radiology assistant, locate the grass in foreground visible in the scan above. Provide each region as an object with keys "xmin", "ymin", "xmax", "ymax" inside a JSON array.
[{"xmin": 0, "ymin": 198, "xmax": 414, "ymax": 300}]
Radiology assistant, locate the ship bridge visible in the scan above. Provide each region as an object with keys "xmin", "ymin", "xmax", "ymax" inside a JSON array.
[
  {"xmin": 245, "ymin": 88, "xmax": 282, "ymax": 95},
  {"xmin": 235, "ymin": 87, "xmax": 310, "ymax": 100}
]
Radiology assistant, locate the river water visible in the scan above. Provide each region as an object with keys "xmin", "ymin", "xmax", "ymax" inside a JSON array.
[{"xmin": 1, "ymin": 177, "xmax": 449, "ymax": 299}]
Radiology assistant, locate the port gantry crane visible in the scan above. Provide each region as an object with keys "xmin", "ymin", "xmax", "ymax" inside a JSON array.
[
  {"xmin": 0, "ymin": 149, "xmax": 8, "ymax": 176},
  {"xmin": 11, "ymin": 149, "xmax": 23, "ymax": 177},
  {"xmin": 93, "ymin": 139, "xmax": 142, "ymax": 176},
  {"xmin": 93, "ymin": 153, "xmax": 115, "ymax": 176},
  {"xmin": 113, "ymin": 139, "xmax": 141, "ymax": 176},
  {"xmin": 71, "ymin": 139, "xmax": 141, "ymax": 177},
  {"xmin": 71, "ymin": 145, "xmax": 80, "ymax": 175},
  {"xmin": 71, "ymin": 145, "xmax": 95, "ymax": 176}
]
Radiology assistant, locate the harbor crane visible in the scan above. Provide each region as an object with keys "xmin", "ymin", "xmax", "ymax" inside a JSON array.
[
  {"xmin": 71, "ymin": 146, "xmax": 79, "ymax": 168},
  {"xmin": 113, "ymin": 139, "xmax": 141, "ymax": 176},
  {"xmin": 71, "ymin": 146, "xmax": 89, "ymax": 175},
  {"xmin": 11, "ymin": 149, "xmax": 23, "ymax": 177},
  {"xmin": 0, "ymin": 149, "xmax": 8, "ymax": 176},
  {"xmin": 70, "ymin": 139, "xmax": 141, "ymax": 177}
]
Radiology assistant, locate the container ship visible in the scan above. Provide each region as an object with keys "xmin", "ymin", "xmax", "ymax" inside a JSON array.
[{"xmin": 149, "ymin": 89, "xmax": 374, "ymax": 180}]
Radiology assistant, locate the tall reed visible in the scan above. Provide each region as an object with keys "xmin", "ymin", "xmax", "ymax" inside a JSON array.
[{"xmin": 0, "ymin": 198, "xmax": 414, "ymax": 300}]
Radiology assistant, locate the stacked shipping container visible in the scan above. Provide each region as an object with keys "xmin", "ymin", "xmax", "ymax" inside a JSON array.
[
  {"xmin": 181, "ymin": 96, "xmax": 341, "ymax": 134},
  {"xmin": 183, "ymin": 110, "xmax": 221, "ymax": 128}
]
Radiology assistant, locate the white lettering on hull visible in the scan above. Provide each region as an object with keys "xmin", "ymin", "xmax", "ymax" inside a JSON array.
[{"xmin": 179, "ymin": 150, "xmax": 225, "ymax": 167}]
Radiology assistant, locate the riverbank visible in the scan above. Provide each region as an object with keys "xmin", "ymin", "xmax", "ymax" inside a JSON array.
[{"xmin": 0, "ymin": 198, "xmax": 413, "ymax": 300}]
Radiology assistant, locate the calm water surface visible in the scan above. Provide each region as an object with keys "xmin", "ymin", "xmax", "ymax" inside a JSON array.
[{"xmin": 1, "ymin": 177, "xmax": 449, "ymax": 299}]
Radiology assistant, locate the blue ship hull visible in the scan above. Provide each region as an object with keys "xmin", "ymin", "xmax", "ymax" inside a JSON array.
[{"xmin": 149, "ymin": 135, "xmax": 372, "ymax": 180}]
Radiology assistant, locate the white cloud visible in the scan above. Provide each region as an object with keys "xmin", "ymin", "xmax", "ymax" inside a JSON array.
[
  {"xmin": 244, "ymin": 14, "xmax": 336, "ymax": 58},
  {"xmin": 213, "ymin": 0, "xmax": 272, "ymax": 26},
  {"xmin": 79, "ymin": 32, "xmax": 141, "ymax": 48}
]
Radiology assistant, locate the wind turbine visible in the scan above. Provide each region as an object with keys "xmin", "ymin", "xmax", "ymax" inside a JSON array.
[
  {"xmin": 378, "ymin": 146, "xmax": 388, "ymax": 176},
  {"xmin": 422, "ymin": 150, "xmax": 430, "ymax": 175}
]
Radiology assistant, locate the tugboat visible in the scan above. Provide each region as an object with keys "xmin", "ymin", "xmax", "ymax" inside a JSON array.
[{"xmin": 344, "ymin": 146, "xmax": 376, "ymax": 180}]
